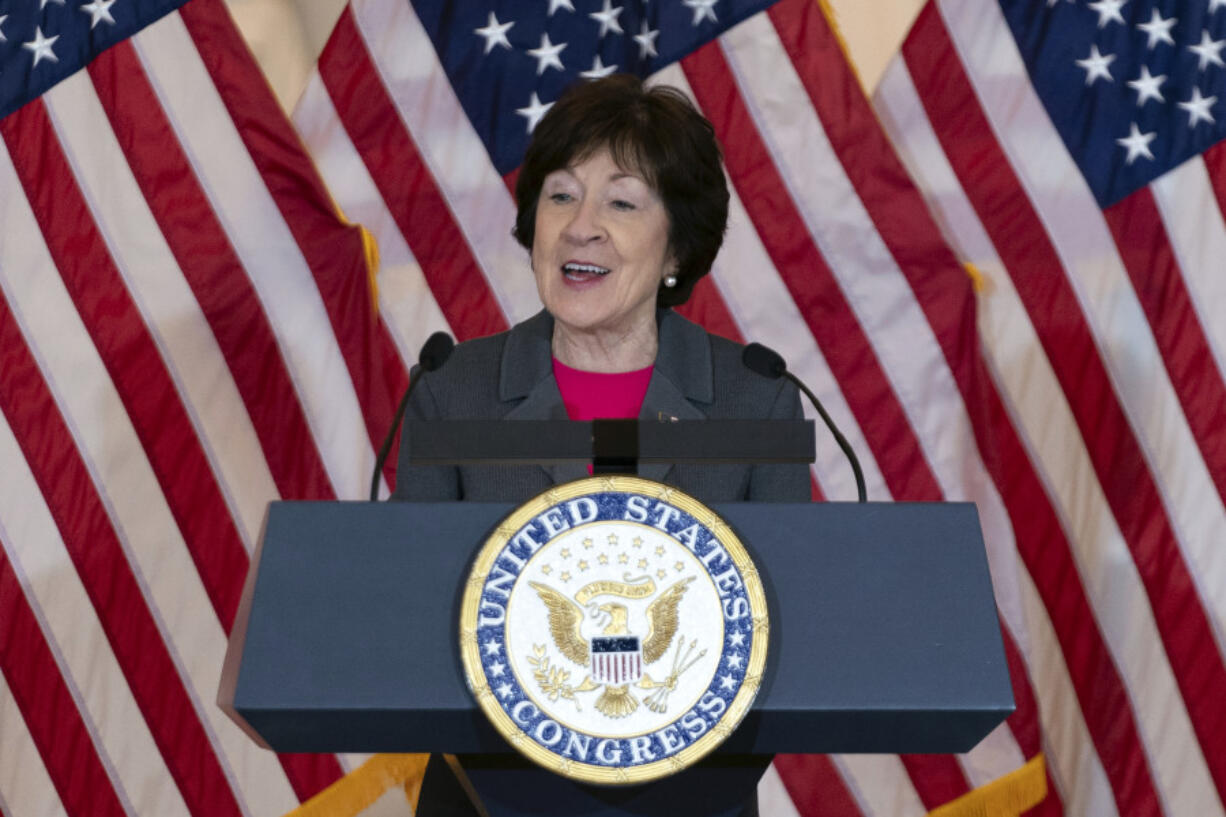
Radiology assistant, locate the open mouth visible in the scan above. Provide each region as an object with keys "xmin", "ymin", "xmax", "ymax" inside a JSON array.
[{"xmin": 562, "ymin": 262, "xmax": 611, "ymax": 282}]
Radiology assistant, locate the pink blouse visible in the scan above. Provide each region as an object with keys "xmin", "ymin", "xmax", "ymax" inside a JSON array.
[{"xmin": 552, "ymin": 358, "xmax": 653, "ymax": 421}]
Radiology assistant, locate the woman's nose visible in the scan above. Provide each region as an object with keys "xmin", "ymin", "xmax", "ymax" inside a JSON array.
[{"xmin": 562, "ymin": 200, "xmax": 605, "ymax": 243}]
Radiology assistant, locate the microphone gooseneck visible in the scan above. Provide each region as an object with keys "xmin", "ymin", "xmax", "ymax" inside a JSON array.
[
  {"xmin": 370, "ymin": 332, "xmax": 456, "ymax": 501},
  {"xmin": 742, "ymin": 343, "xmax": 867, "ymax": 503}
]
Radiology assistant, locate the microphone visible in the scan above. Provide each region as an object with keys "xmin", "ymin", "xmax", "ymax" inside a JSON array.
[
  {"xmin": 743, "ymin": 343, "xmax": 867, "ymax": 502},
  {"xmin": 417, "ymin": 331, "xmax": 456, "ymax": 373},
  {"xmin": 370, "ymin": 331, "xmax": 455, "ymax": 500}
]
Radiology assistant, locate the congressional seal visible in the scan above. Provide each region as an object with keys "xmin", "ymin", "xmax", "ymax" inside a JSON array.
[{"xmin": 459, "ymin": 476, "xmax": 768, "ymax": 785}]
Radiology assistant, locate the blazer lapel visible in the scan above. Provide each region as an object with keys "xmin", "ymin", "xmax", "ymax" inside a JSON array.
[
  {"xmin": 638, "ymin": 310, "xmax": 713, "ymax": 484},
  {"xmin": 499, "ymin": 312, "xmax": 589, "ymax": 485},
  {"xmin": 637, "ymin": 374, "xmax": 705, "ymax": 483},
  {"xmin": 497, "ymin": 309, "xmax": 714, "ymax": 486},
  {"xmin": 502, "ymin": 380, "xmax": 590, "ymax": 485}
]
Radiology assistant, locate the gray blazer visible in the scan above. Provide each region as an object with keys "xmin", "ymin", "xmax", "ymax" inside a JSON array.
[{"xmin": 390, "ymin": 309, "xmax": 809, "ymax": 504}]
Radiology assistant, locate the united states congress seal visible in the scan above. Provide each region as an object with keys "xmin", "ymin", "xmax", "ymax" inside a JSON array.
[{"xmin": 459, "ymin": 476, "xmax": 768, "ymax": 785}]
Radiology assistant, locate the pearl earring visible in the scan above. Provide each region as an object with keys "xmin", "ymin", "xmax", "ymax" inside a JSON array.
[{"xmin": 663, "ymin": 274, "xmax": 678, "ymax": 288}]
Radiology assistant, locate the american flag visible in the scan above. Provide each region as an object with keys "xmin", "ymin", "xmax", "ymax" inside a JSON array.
[
  {"xmin": 1003, "ymin": 0, "xmax": 1226, "ymax": 206},
  {"xmin": 0, "ymin": 0, "xmax": 376, "ymax": 814},
  {"xmin": 0, "ymin": 0, "xmax": 184, "ymax": 121},
  {"xmin": 2, "ymin": 0, "xmax": 1224, "ymax": 816},
  {"xmin": 872, "ymin": 0, "xmax": 1226, "ymax": 815}
]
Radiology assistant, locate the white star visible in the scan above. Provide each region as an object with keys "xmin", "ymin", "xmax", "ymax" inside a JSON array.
[
  {"xmin": 80, "ymin": 0, "xmax": 117, "ymax": 29},
  {"xmin": 589, "ymin": 0, "xmax": 624, "ymax": 38},
  {"xmin": 1188, "ymin": 30, "xmax": 1226, "ymax": 71},
  {"xmin": 1178, "ymin": 87, "xmax": 1217, "ymax": 126},
  {"xmin": 489, "ymin": 660, "xmax": 506, "ymax": 677},
  {"xmin": 1075, "ymin": 44, "xmax": 1115, "ymax": 85},
  {"xmin": 634, "ymin": 20, "xmax": 659, "ymax": 59},
  {"xmin": 684, "ymin": 0, "xmax": 719, "ymax": 26},
  {"xmin": 483, "ymin": 639, "xmax": 502, "ymax": 656},
  {"xmin": 474, "ymin": 12, "xmax": 513, "ymax": 54},
  {"xmin": 1087, "ymin": 0, "xmax": 1126, "ymax": 28},
  {"xmin": 1136, "ymin": 9, "xmax": 1176, "ymax": 49},
  {"xmin": 580, "ymin": 54, "xmax": 618, "ymax": 79},
  {"xmin": 40, "ymin": 0, "xmax": 65, "ymax": 9},
  {"xmin": 728, "ymin": 630, "xmax": 745, "ymax": 647},
  {"xmin": 726, "ymin": 654, "xmax": 743, "ymax": 669},
  {"xmin": 1126, "ymin": 65, "xmax": 1166, "ymax": 105},
  {"xmin": 0, "ymin": 15, "xmax": 7, "ymax": 43},
  {"xmin": 547, "ymin": 0, "xmax": 575, "ymax": 14},
  {"xmin": 22, "ymin": 27, "xmax": 60, "ymax": 67},
  {"xmin": 527, "ymin": 33, "xmax": 567, "ymax": 75},
  {"xmin": 719, "ymin": 674, "xmax": 737, "ymax": 690},
  {"xmin": 1116, "ymin": 122, "xmax": 1156, "ymax": 164},
  {"xmin": 1211, "ymin": 0, "xmax": 1226, "ymax": 13},
  {"xmin": 516, "ymin": 92, "xmax": 553, "ymax": 133},
  {"xmin": 496, "ymin": 682, "xmax": 514, "ymax": 699}
]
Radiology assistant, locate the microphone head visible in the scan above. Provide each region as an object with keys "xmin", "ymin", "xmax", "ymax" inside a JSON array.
[
  {"xmin": 419, "ymin": 331, "xmax": 455, "ymax": 372},
  {"xmin": 742, "ymin": 342, "xmax": 787, "ymax": 379}
]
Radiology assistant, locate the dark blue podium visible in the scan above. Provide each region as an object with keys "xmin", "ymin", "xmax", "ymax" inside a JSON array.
[{"xmin": 219, "ymin": 499, "xmax": 1012, "ymax": 816}]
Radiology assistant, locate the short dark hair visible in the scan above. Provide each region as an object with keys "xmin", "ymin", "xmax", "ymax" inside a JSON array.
[{"xmin": 513, "ymin": 74, "xmax": 729, "ymax": 308}]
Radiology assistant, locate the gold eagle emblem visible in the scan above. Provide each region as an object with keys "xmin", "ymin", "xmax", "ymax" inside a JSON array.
[{"xmin": 528, "ymin": 576, "xmax": 698, "ymax": 717}]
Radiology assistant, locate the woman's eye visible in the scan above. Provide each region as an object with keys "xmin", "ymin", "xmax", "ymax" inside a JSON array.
[
  {"xmin": 611, "ymin": 199, "xmax": 636, "ymax": 211},
  {"xmin": 549, "ymin": 192, "xmax": 573, "ymax": 203}
]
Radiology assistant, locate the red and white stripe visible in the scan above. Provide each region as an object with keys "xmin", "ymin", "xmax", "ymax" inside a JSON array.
[
  {"xmin": 0, "ymin": 0, "xmax": 380, "ymax": 813},
  {"xmin": 592, "ymin": 651, "xmax": 642, "ymax": 685},
  {"xmin": 872, "ymin": 1, "xmax": 1226, "ymax": 815}
]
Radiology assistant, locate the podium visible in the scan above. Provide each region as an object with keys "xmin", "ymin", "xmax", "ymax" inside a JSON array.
[
  {"xmin": 219, "ymin": 499, "xmax": 1012, "ymax": 815},
  {"xmin": 219, "ymin": 419, "xmax": 1012, "ymax": 816}
]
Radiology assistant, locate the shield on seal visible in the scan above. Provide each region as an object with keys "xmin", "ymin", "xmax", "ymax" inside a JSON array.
[{"xmin": 590, "ymin": 636, "xmax": 642, "ymax": 684}]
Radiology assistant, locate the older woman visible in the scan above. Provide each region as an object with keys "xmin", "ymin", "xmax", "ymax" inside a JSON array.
[
  {"xmin": 392, "ymin": 74, "xmax": 808, "ymax": 506},
  {"xmin": 396, "ymin": 75, "xmax": 806, "ymax": 817}
]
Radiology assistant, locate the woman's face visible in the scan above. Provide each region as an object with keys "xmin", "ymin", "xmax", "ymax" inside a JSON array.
[{"xmin": 531, "ymin": 149, "xmax": 672, "ymax": 338}]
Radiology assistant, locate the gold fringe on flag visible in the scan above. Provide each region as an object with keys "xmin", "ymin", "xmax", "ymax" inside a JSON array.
[
  {"xmin": 963, "ymin": 261, "xmax": 989, "ymax": 293},
  {"xmin": 356, "ymin": 220, "xmax": 382, "ymax": 309},
  {"xmin": 927, "ymin": 754, "xmax": 1048, "ymax": 817},
  {"xmin": 281, "ymin": 753, "xmax": 429, "ymax": 817},
  {"xmin": 321, "ymin": 181, "xmax": 383, "ymax": 311}
]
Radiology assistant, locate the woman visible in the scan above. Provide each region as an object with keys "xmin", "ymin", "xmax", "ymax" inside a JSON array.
[
  {"xmin": 392, "ymin": 74, "xmax": 809, "ymax": 507},
  {"xmin": 395, "ymin": 74, "xmax": 807, "ymax": 817}
]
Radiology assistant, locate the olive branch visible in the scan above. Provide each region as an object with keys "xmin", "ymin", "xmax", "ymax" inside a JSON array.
[{"xmin": 527, "ymin": 644, "xmax": 593, "ymax": 710}]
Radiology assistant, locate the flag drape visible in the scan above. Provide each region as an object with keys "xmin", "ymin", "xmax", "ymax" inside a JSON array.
[{"xmin": 0, "ymin": 0, "xmax": 374, "ymax": 813}]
